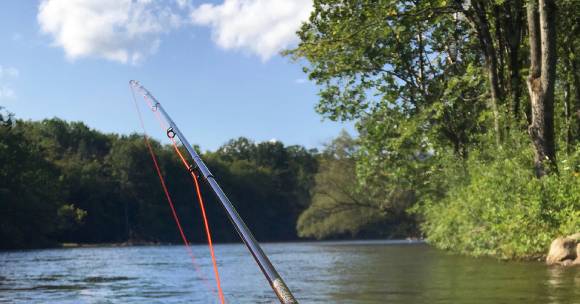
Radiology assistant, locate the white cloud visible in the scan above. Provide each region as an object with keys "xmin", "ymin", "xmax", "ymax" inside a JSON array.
[
  {"xmin": 0, "ymin": 66, "xmax": 19, "ymax": 79},
  {"xmin": 295, "ymin": 78, "xmax": 307, "ymax": 84},
  {"xmin": 0, "ymin": 86, "xmax": 16, "ymax": 100},
  {"xmin": 37, "ymin": 0, "xmax": 184, "ymax": 64},
  {"xmin": 191, "ymin": 0, "xmax": 313, "ymax": 61},
  {"xmin": 176, "ymin": 0, "xmax": 192, "ymax": 9},
  {"xmin": 0, "ymin": 65, "xmax": 19, "ymax": 100}
]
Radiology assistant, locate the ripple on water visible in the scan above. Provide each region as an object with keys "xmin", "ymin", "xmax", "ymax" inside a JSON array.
[
  {"xmin": 35, "ymin": 275, "xmax": 65, "ymax": 282},
  {"xmin": 0, "ymin": 284, "xmax": 85, "ymax": 292},
  {"xmin": 33, "ymin": 284, "xmax": 85, "ymax": 291},
  {"xmin": 81, "ymin": 276, "xmax": 134, "ymax": 283},
  {"xmin": 0, "ymin": 242, "xmax": 577, "ymax": 303},
  {"xmin": 31, "ymin": 257, "xmax": 70, "ymax": 263}
]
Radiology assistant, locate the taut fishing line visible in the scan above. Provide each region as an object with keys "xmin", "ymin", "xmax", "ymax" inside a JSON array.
[
  {"xmin": 129, "ymin": 80, "xmax": 298, "ymax": 304},
  {"xmin": 130, "ymin": 86, "xmax": 225, "ymax": 303}
]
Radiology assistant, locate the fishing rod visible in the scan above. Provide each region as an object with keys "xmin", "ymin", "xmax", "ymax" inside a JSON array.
[{"xmin": 129, "ymin": 80, "xmax": 298, "ymax": 304}]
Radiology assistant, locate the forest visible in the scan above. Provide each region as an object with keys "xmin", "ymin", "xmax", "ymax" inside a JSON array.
[
  {"xmin": 2, "ymin": 0, "xmax": 580, "ymax": 260},
  {"xmin": 0, "ymin": 107, "xmax": 417, "ymax": 249},
  {"xmin": 0, "ymin": 110, "xmax": 322, "ymax": 248}
]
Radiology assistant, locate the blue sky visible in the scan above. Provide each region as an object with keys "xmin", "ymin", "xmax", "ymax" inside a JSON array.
[{"xmin": 0, "ymin": 0, "xmax": 352, "ymax": 151}]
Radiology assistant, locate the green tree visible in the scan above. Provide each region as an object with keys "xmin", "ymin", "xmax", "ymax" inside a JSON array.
[
  {"xmin": 288, "ymin": 0, "xmax": 580, "ymax": 258},
  {"xmin": 298, "ymin": 132, "xmax": 418, "ymax": 239},
  {"xmin": 0, "ymin": 116, "xmax": 322, "ymax": 248},
  {"xmin": 286, "ymin": 0, "xmax": 491, "ymax": 230},
  {"xmin": 0, "ymin": 110, "xmax": 63, "ymax": 248}
]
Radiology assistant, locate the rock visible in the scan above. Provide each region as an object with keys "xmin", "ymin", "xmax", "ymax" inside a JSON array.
[
  {"xmin": 575, "ymin": 244, "xmax": 580, "ymax": 265},
  {"xmin": 561, "ymin": 259, "xmax": 574, "ymax": 267},
  {"xmin": 567, "ymin": 233, "xmax": 580, "ymax": 242},
  {"xmin": 546, "ymin": 237, "xmax": 577, "ymax": 265}
]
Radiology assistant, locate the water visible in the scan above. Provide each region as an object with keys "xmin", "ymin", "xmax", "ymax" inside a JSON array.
[{"xmin": 0, "ymin": 240, "xmax": 577, "ymax": 303}]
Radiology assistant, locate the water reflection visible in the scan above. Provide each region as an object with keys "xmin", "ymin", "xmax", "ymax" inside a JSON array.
[
  {"xmin": 546, "ymin": 265, "xmax": 579, "ymax": 304},
  {"xmin": 307, "ymin": 242, "xmax": 579, "ymax": 303}
]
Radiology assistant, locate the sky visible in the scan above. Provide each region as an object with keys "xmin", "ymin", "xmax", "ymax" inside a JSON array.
[{"xmin": 0, "ymin": 0, "xmax": 353, "ymax": 151}]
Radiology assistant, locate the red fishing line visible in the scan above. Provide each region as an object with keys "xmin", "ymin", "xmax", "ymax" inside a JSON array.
[
  {"xmin": 130, "ymin": 87, "xmax": 217, "ymax": 296},
  {"xmin": 136, "ymin": 90, "xmax": 226, "ymax": 304}
]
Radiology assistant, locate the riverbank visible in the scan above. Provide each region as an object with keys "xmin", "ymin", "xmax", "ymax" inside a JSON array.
[
  {"xmin": 60, "ymin": 241, "xmax": 171, "ymax": 248},
  {"xmin": 57, "ymin": 238, "xmax": 425, "ymax": 249},
  {"xmin": 0, "ymin": 235, "xmax": 424, "ymax": 251}
]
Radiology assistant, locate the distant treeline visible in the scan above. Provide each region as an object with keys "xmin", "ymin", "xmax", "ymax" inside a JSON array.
[
  {"xmin": 1, "ymin": 106, "xmax": 420, "ymax": 249},
  {"xmin": 0, "ymin": 110, "xmax": 325, "ymax": 248}
]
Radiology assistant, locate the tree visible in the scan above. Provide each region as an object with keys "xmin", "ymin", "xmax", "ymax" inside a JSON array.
[
  {"xmin": 526, "ymin": 0, "xmax": 558, "ymax": 176},
  {"xmin": 286, "ymin": 0, "xmax": 491, "ymax": 225},
  {"xmin": 0, "ymin": 110, "xmax": 64, "ymax": 248},
  {"xmin": 288, "ymin": 0, "xmax": 578, "ymax": 258},
  {"xmin": 297, "ymin": 131, "xmax": 418, "ymax": 239},
  {"xmin": 557, "ymin": 0, "xmax": 580, "ymax": 153},
  {"xmin": 297, "ymin": 132, "xmax": 378, "ymax": 238},
  {"xmin": 0, "ymin": 115, "xmax": 321, "ymax": 248},
  {"xmin": 211, "ymin": 137, "xmax": 319, "ymax": 240}
]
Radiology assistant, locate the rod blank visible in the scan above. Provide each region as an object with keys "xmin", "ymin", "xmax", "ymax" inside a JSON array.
[{"xmin": 130, "ymin": 80, "xmax": 298, "ymax": 304}]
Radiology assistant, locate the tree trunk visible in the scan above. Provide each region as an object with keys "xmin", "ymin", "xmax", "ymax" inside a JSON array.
[
  {"xmin": 571, "ymin": 47, "xmax": 580, "ymax": 148},
  {"xmin": 564, "ymin": 78, "xmax": 571, "ymax": 154},
  {"xmin": 502, "ymin": 0, "xmax": 524, "ymax": 121},
  {"xmin": 526, "ymin": 0, "xmax": 557, "ymax": 177},
  {"xmin": 508, "ymin": 41, "xmax": 522, "ymax": 120},
  {"xmin": 493, "ymin": 4, "xmax": 506, "ymax": 97},
  {"xmin": 471, "ymin": 0, "xmax": 503, "ymax": 145}
]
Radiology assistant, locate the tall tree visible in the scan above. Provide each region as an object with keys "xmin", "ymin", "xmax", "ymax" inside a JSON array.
[
  {"xmin": 460, "ymin": 0, "xmax": 503, "ymax": 143},
  {"xmin": 557, "ymin": 0, "xmax": 580, "ymax": 153},
  {"xmin": 0, "ymin": 110, "xmax": 64, "ymax": 248},
  {"xmin": 526, "ymin": 0, "xmax": 558, "ymax": 176}
]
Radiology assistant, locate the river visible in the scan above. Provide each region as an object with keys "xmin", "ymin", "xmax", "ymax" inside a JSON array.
[{"xmin": 0, "ymin": 240, "xmax": 577, "ymax": 303}]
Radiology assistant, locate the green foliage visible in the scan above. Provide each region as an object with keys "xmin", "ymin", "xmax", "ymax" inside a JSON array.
[
  {"xmin": 0, "ymin": 113, "xmax": 319, "ymax": 248},
  {"xmin": 419, "ymin": 145, "xmax": 580, "ymax": 259},
  {"xmin": 288, "ymin": 0, "xmax": 580, "ymax": 259},
  {"xmin": 57, "ymin": 204, "xmax": 87, "ymax": 231},
  {"xmin": 0, "ymin": 111, "xmax": 64, "ymax": 248},
  {"xmin": 297, "ymin": 131, "xmax": 418, "ymax": 239},
  {"xmin": 288, "ymin": 0, "xmax": 492, "ymax": 236},
  {"xmin": 205, "ymin": 138, "xmax": 318, "ymax": 241}
]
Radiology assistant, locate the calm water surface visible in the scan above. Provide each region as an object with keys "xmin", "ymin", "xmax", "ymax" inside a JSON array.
[{"xmin": 0, "ymin": 241, "xmax": 577, "ymax": 303}]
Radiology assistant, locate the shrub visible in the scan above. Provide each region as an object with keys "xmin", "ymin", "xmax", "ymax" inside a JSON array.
[{"xmin": 419, "ymin": 146, "xmax": 580, "ymax": 259}]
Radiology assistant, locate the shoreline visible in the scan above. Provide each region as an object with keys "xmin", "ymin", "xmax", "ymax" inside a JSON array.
[{"xmin": 0, "ymin": 238, "xmax": 425, "ymax": 251}]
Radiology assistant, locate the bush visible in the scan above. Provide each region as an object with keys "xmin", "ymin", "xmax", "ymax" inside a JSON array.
[{"xmin": 419, "ymin": 146, "xmax": 580, "ymax": 259}]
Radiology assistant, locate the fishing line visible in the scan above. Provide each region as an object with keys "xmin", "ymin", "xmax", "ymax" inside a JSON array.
[
  {"xmin": 135, "ymin": 88, "xmax": 226, "ymax": 304},
  {"xmin": 130, "ymin": 80, "xmax": 298, "ymax": 303},
  {"xmin": 130, "ymin": 87, "xmax": 217, "ymax": 297}
]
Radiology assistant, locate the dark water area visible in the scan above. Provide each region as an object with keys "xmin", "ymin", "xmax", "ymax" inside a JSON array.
[{"xmin": 0, "ymin": 240, "xmax": 577, "ymax": 303}]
